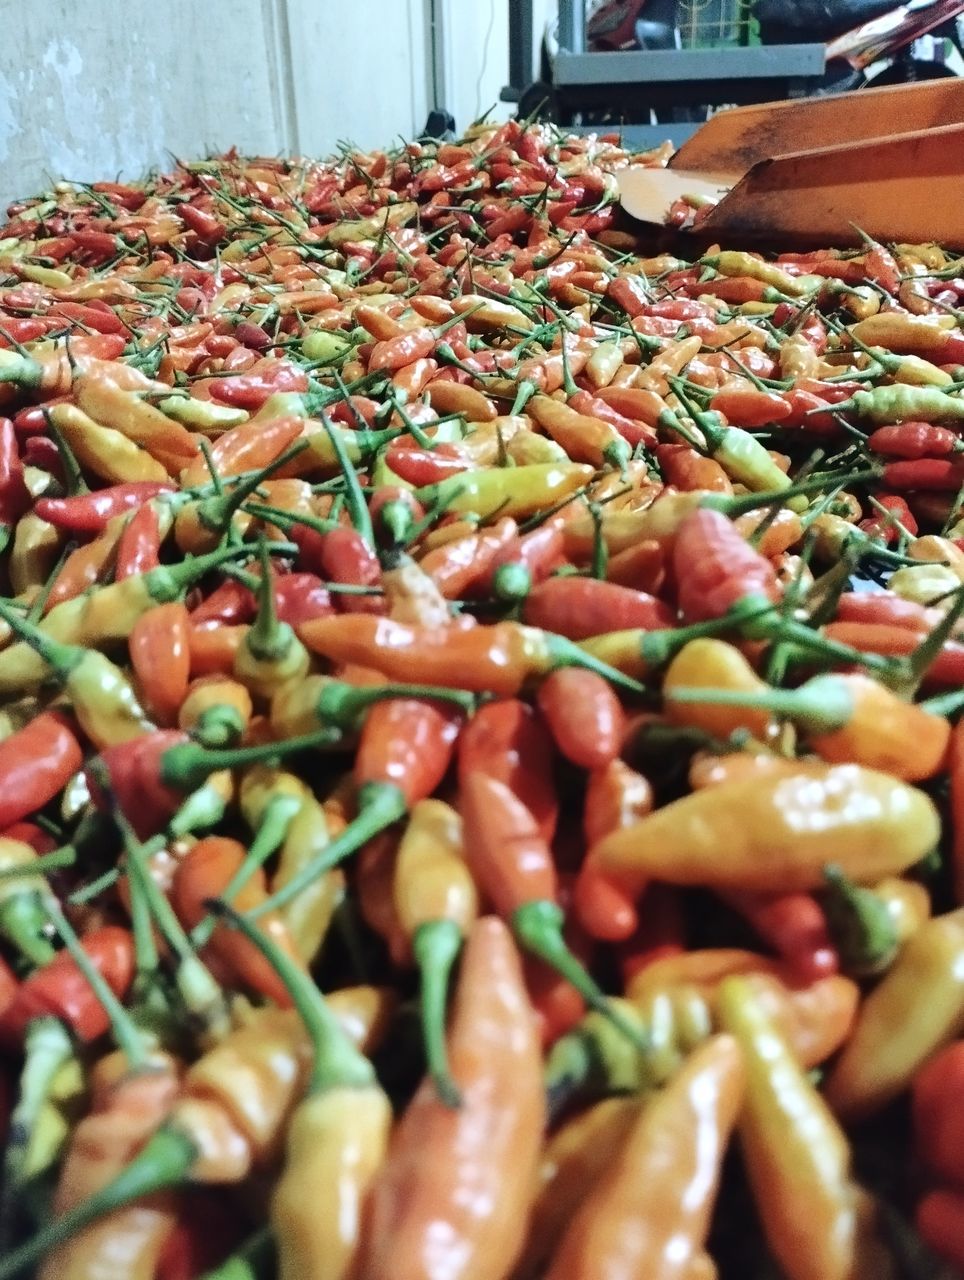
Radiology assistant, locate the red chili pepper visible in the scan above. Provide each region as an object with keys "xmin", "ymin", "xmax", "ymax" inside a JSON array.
[
  {"xmin": 114, "ymin": 503, "xmax": 162, "ymax": 580},
  {"xmin": 912, "ymin": 1040, "xmax": 964, "ymax": 1185},
  {"xmin": 917, "ymin": 1189, "xmax": 964, "ymax": 1271},
  {"xmin": 129, "ymin": 602, "xmax": 191, "ymax": 726},
  {"xmin": 50, "ymin": 301, "xmax": 126, "ymax": 334},
  {"xmin": 460, "ymin": 772, "xmax": 640, "ymax": 1048},
  {"xmin": 655, "ymin": 443, "xmax": 733, "ymax": 493},
  {"xmin": 867, "ymin": 422, "xmax": 962, "ymax": 460},
  {"xmin": 207, "ymin": 359, "xmax": 309, "ymax": 410},
  {"xmin": 458, "ymin": 697, "xmax": 559, "ymax": 843},
  {"xmin": 673, "ymin": 507, "xmax": 780, "ymax": 623},
  {"xmin": 567, "ymin": 391, "xmax": 657, "ymax": 449},
  {"xmin": 273, "ymin": 573, "xmax": 335, "ymax": 628},
  {"xmin": 523, "ymin": 575, "xmax": 673, "ymax": 641},
  {"xmin": 0, "ymin": 926, "xmax": 135, "ymax": 1045},
  {"xmin": 822, "ymin": 621, "xmax": 964, "ymax": 687},
  {"xmin": 179, "ymin": 202, "xmax": 225, "ymax": 241},
  {"xmin": 368, "ymin": 328, "xmax": 436, "ymax": 373},
  {"xmin": 190, "ymin": 579, "xmax": 257, "ymax": 626},
  {"xmin": 34, "ymin": 482, "xmax": 174, "ymax": 534},
  {"xmin": 0, "ymin": 416, "xmax": 30, "ymax": 547},
  {"xmin": 69, "ymin": 229, "xmax": 119, "ymax": 261},
  {"xmin": 384, "ymin": 445, "xmax": 470, "ymax": 486},
  {"xmin": 480, "ymin": 522, "xmax": 566, "ymax": 595},
  {"xmin": 355, "ymin": 698, "xmax": 462, "ymax": 810},
  {"xmin": 709, "ymin": 385, "xmax": 792, "ymax": 428},
  {"xmin": 91, "ymin": 730, "xmax": 191, "ymax": 839},
  {"xmin": 834, "ymin": 591, "xmax": 936, "ymax": 633},
  {"xmin": 0, "ymin": 317, "xmax": 55, "ymax": 344},
  {"xmin": 606, "ymin": 275, "xmax": 650, "ymax": 318},
  {"xmin": 720, "ymin": 890, "xmax": 839, "ymax": 981},
  {"xmin": 882, "ymin": 458, "xmax": 964, "ymax": 491},
  {"xmin": 0, "ymin": 711, "xmax": 83, "ymax": 829},
  {"xmin": 536, "ymin": 668, "xmax": 625, "ymax": 771}
]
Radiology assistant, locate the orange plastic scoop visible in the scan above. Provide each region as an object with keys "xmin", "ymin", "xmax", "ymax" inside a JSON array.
[{"xmin": 617, "ymin": 78, "xmax": 964, "ymax": 248}]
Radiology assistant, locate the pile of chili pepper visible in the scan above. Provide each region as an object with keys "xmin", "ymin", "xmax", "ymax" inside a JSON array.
[{"xmin": 0, "ymin": 113, "xmax": 963, "ymax": 1278}]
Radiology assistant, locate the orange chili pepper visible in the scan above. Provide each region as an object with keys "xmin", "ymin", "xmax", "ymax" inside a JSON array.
[{"xmin": 129, "ymin": 602, "xmax": 191, "ymax": 726}]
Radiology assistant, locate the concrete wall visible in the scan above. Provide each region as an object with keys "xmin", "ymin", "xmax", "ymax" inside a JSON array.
[{"xmin": 0, "ymin": 0, "xmax": 448, "ymax": 207}]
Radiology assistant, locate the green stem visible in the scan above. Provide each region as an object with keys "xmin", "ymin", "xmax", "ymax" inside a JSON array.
[
  {"xmin": 413, "ymin": 919, "xmax": 463, "ymax": 1108},
  {"xmin": 160, "ymin": 727, "xmax": 343, "ymax": 793},
  {"xmin": 665, "ymin": 674, "xmax": 854, "ymax": 733},
  {"xmin": 144, "ymin": 540, "xmax": 297, "ymax": 604},
  {"xmin": 194, "ymin": 440, "xmax": 310, "ymax": 534},
  {"xmin": 45, "ymin": 899, "xmax": 146, "ymax": 1069},
  {"xmin": 198, "ymin": 1228, "xmax": 274, "ymax": 1280},
  {"xmin": 0, "ymin": 896, "xmax": 57, "ymax": 966},
  {"xmin": 320, "ymin": 415, "xmax": 375, "ymax": 546},
  {"xmin": 0, "ymin": 1128, "xmax": 197, "ymax": 1280},
  {"xmin": 0, "ymin": 1018, "xmax": 73, "ymax": 1249},
  {"xmin": 208, "ymin": 901, "xmax": 374, "ymax": 1093},
  {"xmin": 190, "ymin": 793, "xmax": 302, "ymax": 949},
  {"xmin": 247, "ymin": 782, "xmax": 407, "ymax": 920},
  {"xmin": 246, "ymin": 538, "xmax": 295, "ymax": 662},
  {"xmin": 0, "ymin": 847, "xmax": 76, "ymax": 879},
  {"xmin": 42, "ymin": 410, "xmax": 88, "ymax": 496},
  {"xmin": 512, "ymin": 901, "xmax": 648, "ymax": 1051},
  {"xmin": 315, "ymin": 679, "xmax": 477, "ymax": 730},
  {"xmin": 118, "ymin": 817, "xmax": 227, "ymax": 1032},
  {"xmin": 544, "ymin": 632, "xmax": 647, "ymax": 696},
  {"xmin": 0, "ymin": 598, "xmax": 82, "ymax": 679},
  {"xmin": 822, "ymin": 865, "xmax": 898, "ymax": 978}
]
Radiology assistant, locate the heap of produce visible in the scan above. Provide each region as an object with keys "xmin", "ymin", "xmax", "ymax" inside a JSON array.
[{"xmin": 0, "ymin": 116, "xmax": 960, "ymax": 1277}]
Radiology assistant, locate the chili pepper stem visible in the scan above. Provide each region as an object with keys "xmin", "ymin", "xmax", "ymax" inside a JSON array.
[
  {"xmin": 320, "ymin": 415, "xmax": 375, "ymax": 546},
  {"xmin": 190, "ymin": 704, "xmax": 246, "ymax": 749},
  {"xmin": 144, "ymin": 540, "xmax": 299, "ymax": 604},
  {"xmin": 248, "ymin": 781, "xmax": 408, "ymax": 919},
  {"xmin": 0, "ymin": 598, "xmax": 82, "ymax": 679},
  {"xmin": 160, "ymin": 726, "xmax": 343, "ymax": 792},
  {"xmin": 207, "ymin": 900, "xmax": 375, "ymax": 1092},
  {"xmin": 666, "ymin": 677, "xmax": 854, "ymax": 732},
  {"xmin": 190, "ymin": 794, "xmax": 303, "ymax": 949},
  {"xmin": 413, "ymin": 919, "xmax": 463, "ymax": 1109},
  {"xmin": 0, "ymin": 1127, "xmax": 197, "ymax": 1280},
  {"xmin": 546, "ymin": 633, "xmax": 647, "ymax": 695},
  {"xmin": 45, "ymin": 898, "xmax": 147, "ymax": 1069},
  {"xmin": 316, "ymin": 680, "xmax": 478, "ymax": 728},
  {"xmin": 246, "ymin": 538, "xmax": 295, "ymax": 662},
  {"xmin": 0, "ymin": 1017, "xmax": 73, "ymax": 1249},
  {"xmin": 511, "ymin": 900, "xmax": 648, "ymax": 1052},
  {"xmin": 0, "ymin": 896, "xmax": 57, "ymax": 967}
]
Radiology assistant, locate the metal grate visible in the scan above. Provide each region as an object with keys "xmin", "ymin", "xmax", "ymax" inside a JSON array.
[{"xmin": 678, "ymin": 0, "xmax": 756, "ymax": 47}]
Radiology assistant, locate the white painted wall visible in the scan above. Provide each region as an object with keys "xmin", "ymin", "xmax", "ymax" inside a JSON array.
[{"xmin": 0, "ymin": 0, "xmax": 436, "ymax": 208}]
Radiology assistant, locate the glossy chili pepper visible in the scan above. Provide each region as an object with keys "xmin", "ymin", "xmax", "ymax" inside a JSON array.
[
  {"xmin": 207, "ymin": 359, "xmax": 309, "ymax": 410},
  {"xmin": 544, "ymin": 1035, "xmax": 744, "ymax": 1280},
  {"xmin": 590, "ymin": 764, "xmax": 940, "ymax": 897},
  {"xmin": 114, "ymin": 502, "xmax": 163, "ymax": 580},
  {"xmin": 460, "ymin": 771, "xmax": 644, "ymax": 1048},
  {"xmin": 912, "ymin": 1040, "xmax": 964, "ymax": 1185},
  {"xmin": 171, "ymin": 836, "xmax": 304, "ymax": 1008},
  {"xmin": 719, "ymin": 976, "xmax": 888, "ymax": 1280},
  {"xmin": 662, "ymin": 637, "xmax": 775, "ymax": 743},
  {"xmin": 456, "ymin": 697, "xmax": 558, "ymax": 842},
  {"xmin": 0, "ymin": 599, "xmax": 154, "ymax": 747},
  {"xmin": 129, "ymin": 601, "xmax": 191, "ymax": 727},
  {"xmin": 35, "ymin": 483, "xmax": 174, "ymax": 534},
  {"xmin": 721, "ymin": 889, "xmax": 838, "ymax": 981},
  {"xmin": 392, "ymin": 798, "xmax": 477, "ymax": 1105},
  {"xmin": 359, "ymin": 917, "xmax": 545, "ymax": 1280},
  {"xmin": 672, "ymin": 506, "xmax": 780, "ymax": 623},
  {"xmin": 825, "ymin": 907, "xmax": 964, "ymax": 1120},
  {"xmin": 536, "ymin": 667, "xmax": 625, "ymax": 770},
  {"xmin": 0, "ymin": 417, "xmax": 29, "ymax": 552},
  {"xmin": 0, "ymin": 926, "xmax": 135, "ymax": 1046},
  {"xmin": 211, "ymin": 903, "xmax": 392, "ymax": 1280},
  {"xmin": 0, "ymin": 711, "xmax": 83, "ymax": 829},
  {"xmin": 300, "ymin": 613, "xmax": 644, "ymax": 696},
  {"xmin": 522, "ymin": 575, "xmax": 673, "ymax": 641}
]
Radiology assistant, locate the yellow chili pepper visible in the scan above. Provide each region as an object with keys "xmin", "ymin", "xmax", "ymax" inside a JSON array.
[
  {"xmin": 589, "ymin": 764, "xmax": 940, "ymax": 897},
  {"xmin": 418, "ymin": 461, "xmax": 593, "ymax": 520},
  {"xmin": 47, "ymin": 403, "xmax": 170, "ymax": 485},
  {"xmin": 824, "ymin": 907, "xmax": 964, "ymax": 1120},
  {"xmin": 718, "ymin": 977, "xmax": 886, "ymax": 1280}
]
